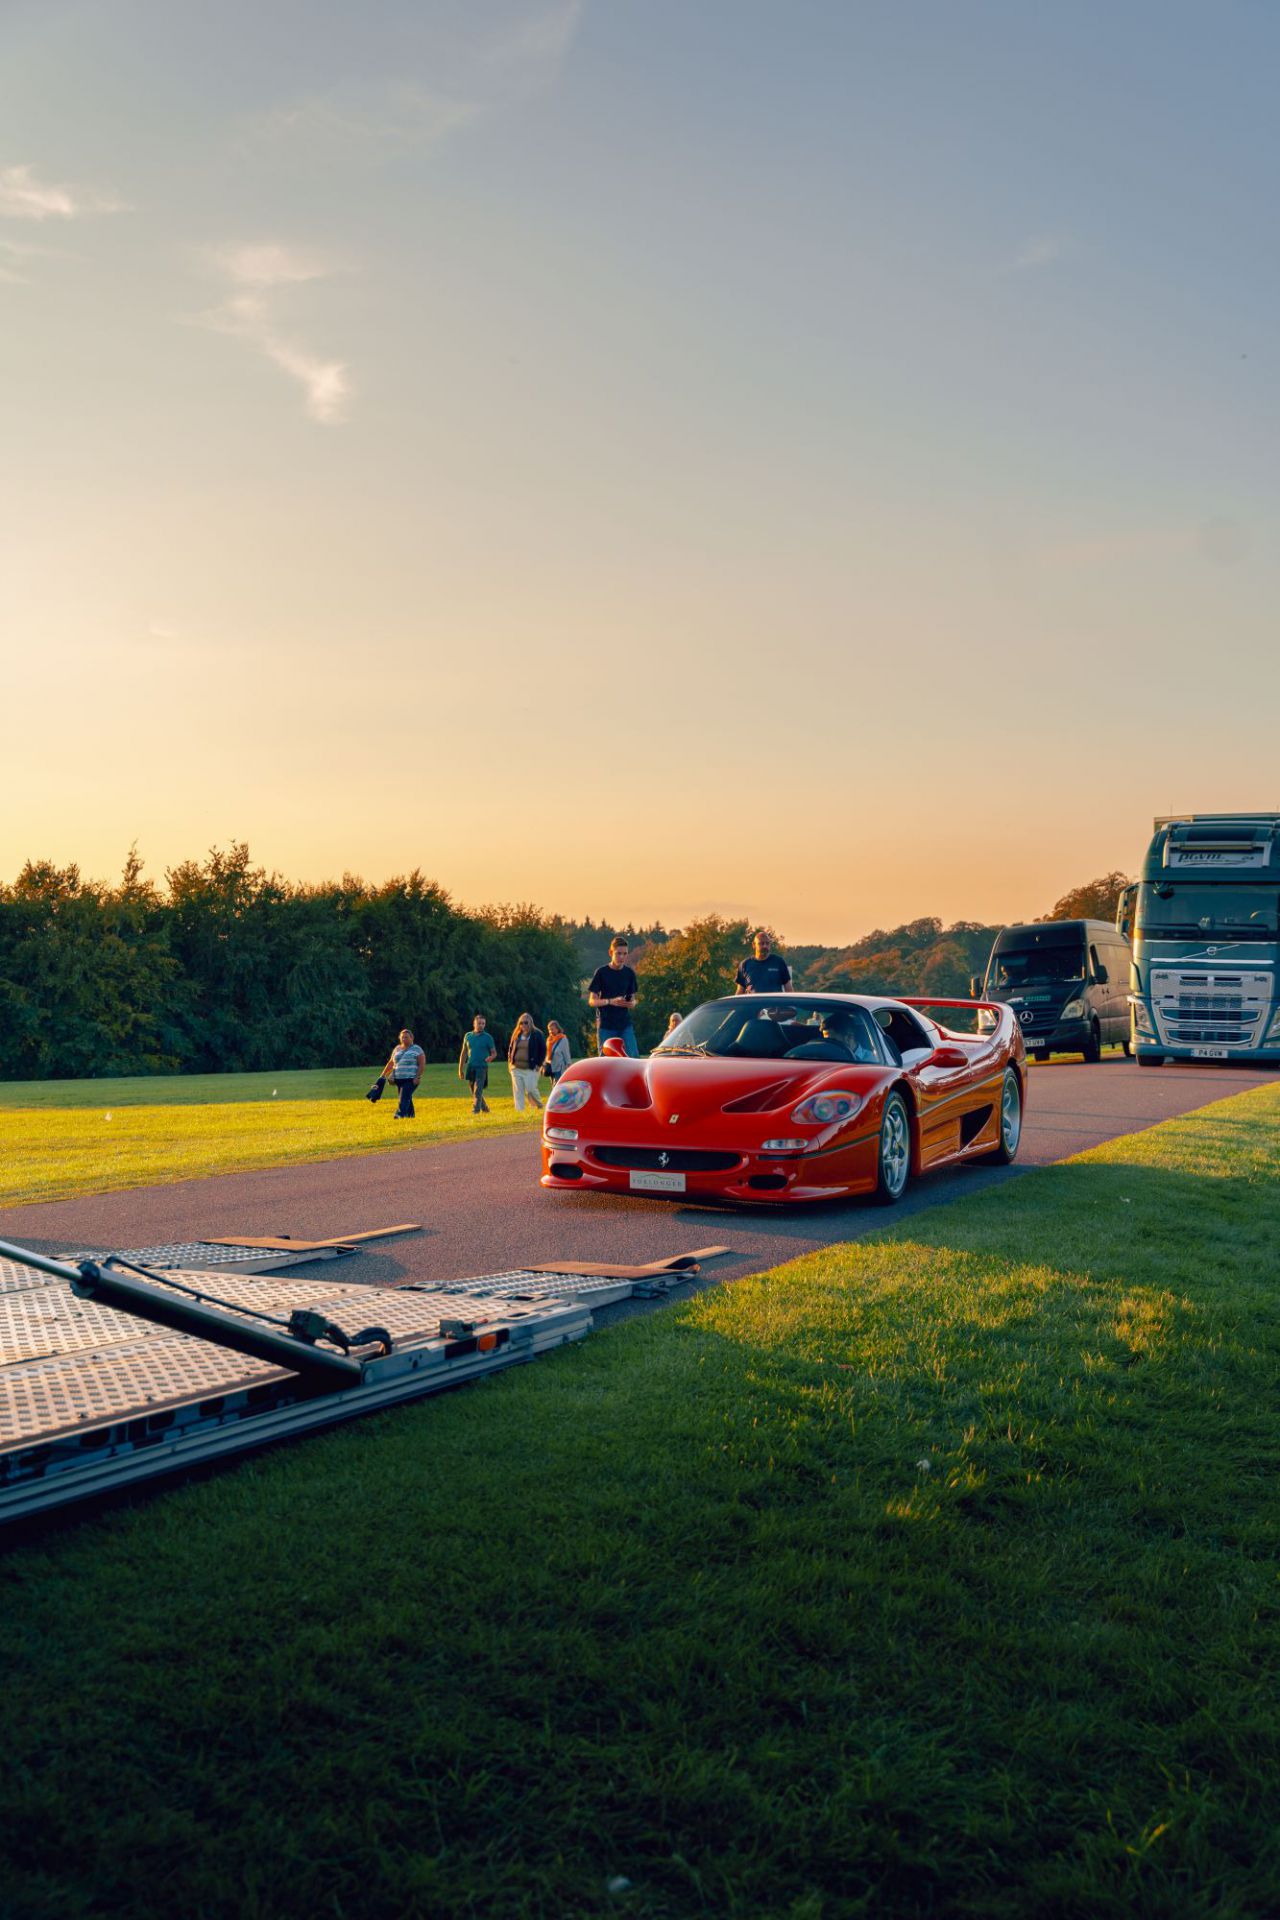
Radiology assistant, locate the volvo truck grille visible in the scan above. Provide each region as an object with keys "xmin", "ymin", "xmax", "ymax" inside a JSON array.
[{"xmin": 1150, "ymin": 970, "xmax": 1272, "ymax": 1048}]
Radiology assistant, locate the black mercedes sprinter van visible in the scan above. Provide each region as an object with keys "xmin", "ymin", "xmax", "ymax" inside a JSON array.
[{"xmin": 976, "ymin": 920, "xmax": 1132, "ymax": 1062}]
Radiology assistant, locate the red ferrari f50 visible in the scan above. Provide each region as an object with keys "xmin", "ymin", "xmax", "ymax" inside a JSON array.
[{"xmin": 541, "ymin": 994, "xmax": 1025, "ymax": 1205}]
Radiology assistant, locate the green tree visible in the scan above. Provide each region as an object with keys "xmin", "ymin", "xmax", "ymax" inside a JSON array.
[
  {"xmin": 0, "ymin": 854, "xmax": 182, "ymax": 1078},
  {"xmin": 165, "ymin": 844, "xmax": 289, "ymax": 1070},
  {"xmin": 631, "ymin": 916, "xmax": 752, "ymax": 1050}
]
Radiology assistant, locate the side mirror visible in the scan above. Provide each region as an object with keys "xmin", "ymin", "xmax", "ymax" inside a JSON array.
[
  {"xmin": 930, "ymin": 1045, "xmax": 969, "ymax": 1069},
  {"xmin": 1093, "ymin": 963, "xmax": 1109, "ymax": 985},
  {"xmin": 969, "ymin": 975, "xmax": 982, "ymax": 999},
  {"xmin": 1116, "ymin": 884, "xmax": 1136, "ymax": 941}
]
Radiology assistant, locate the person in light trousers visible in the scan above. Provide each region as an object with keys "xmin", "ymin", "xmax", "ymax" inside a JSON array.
[{"xmin": 507, "ymin": 1012, "xmax": 546, "ymax": 1111}]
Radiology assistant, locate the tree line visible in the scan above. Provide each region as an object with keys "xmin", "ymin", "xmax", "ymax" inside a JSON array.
[
  {"xmin": 0, "ymin": 851, "xmax": 1130, "ymax": 1079},
  {"xmin": 0, "ymin": 847, "xmax": 584, "ymax": 1080}
]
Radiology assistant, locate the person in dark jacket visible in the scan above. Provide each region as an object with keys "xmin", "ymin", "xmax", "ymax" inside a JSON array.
[{"xmin": 507, "ymin": 1012, "xmax": 546, "ymax": 1112}]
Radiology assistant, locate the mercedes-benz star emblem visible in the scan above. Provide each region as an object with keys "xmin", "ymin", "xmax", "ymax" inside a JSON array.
[{"xmin": 1019, "ymin": 1008, "xmax": 1034, "ymax": 1026}]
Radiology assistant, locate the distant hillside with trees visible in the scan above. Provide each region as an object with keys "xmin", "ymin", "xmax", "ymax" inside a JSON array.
[{"xmin": 621, "ymin": 873, "xmax": 1132, "ymax": 1044}]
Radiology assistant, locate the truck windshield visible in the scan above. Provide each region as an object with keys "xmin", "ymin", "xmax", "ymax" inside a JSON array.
[
  {"xmin": 1138, "ymin": 884, "xmax": 1278, "ymax": 939},
  {"xmin": 991, "ymin": 944, "xmax": 1084, "ymax": 987}
]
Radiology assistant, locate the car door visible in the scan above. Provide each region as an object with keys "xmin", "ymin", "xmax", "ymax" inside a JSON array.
[{"xmin": 877, "ymin": 1007, "xmax": 1002, "ymax": 1167}]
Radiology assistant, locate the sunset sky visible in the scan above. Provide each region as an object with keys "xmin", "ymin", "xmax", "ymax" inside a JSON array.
[{"xmin": 2, "ymin": 0, "xmax": 1277, "ymax": 944}]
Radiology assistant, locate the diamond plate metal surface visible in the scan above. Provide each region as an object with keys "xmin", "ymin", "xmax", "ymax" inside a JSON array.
[
  {"xmin": 0, "ymin": 1257, "xmax": 61, "ymax": 1297},
  {"xmin": 0, "ymin": 1265, "xmax": 585, "ymax": 1451},
  {"xmin": 76, "ymin": 1241, "xmax": 336, "ymax": 1272},
  {"xmin": 0, "ymin": 1287, "xmax": 170, "ymax": 1365},
  {"xmin": 434, "ymin": 1269, "xmax": 638, "ymax": 1303},
  {"xmin": 0, "ymin": 1332, "xmax": 284, "ymax": 1445}
]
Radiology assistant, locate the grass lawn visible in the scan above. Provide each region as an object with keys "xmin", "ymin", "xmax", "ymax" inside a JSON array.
[
  {"xmin": 2, "ymin": 1084, "xmax": 1278, "ymax": 1917},
  {"xmin": 0, "ymin": 1064, "xmax": 541, "ymax": 1208}
]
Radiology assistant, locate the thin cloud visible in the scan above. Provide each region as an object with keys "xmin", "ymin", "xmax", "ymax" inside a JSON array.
[
  {"xmin": 0, "ymin": 163, "xmax": 129, "ymax": 221},
  {"xmin": 240, "ymin": 3, "xmax": 584, "ymax": 155},
  {"xmin": 192, "ymin": 257, "xmax": 351, "ymax": 424},
  {"xmin": 1005, "ymin": 232, "xmax": 1069, "ymax": 273},
  {"xmin": 213, "ymin": 242, "xmax": 336, "ymax": 288},
  {"xmin": 244, "ymin": 84, "xmax": 479, "ymax": 153},
  {"xmin": 483, "ymin": 0, "xmax": 584, "ymax": 75}
]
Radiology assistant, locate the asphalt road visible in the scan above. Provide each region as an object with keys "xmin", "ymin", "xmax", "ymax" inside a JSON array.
[{"xmin": 3, "ymin": 1058, "xmax": 1272, "ymax": 1317}]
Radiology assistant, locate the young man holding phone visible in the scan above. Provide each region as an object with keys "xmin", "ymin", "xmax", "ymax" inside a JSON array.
[{"xmin": 588, "ymin": 935, "xmax": 640, "ymax": 1057}]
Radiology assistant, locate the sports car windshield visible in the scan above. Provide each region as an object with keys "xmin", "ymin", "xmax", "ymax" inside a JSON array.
[{"xmin": 657, "ymin": 999, "xmax": 883, "ymax": 1064}]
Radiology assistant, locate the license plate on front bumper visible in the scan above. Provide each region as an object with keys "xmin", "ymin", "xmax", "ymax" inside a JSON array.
[
  {"xmin": 629, "ymin": 1170, "xmax": 686, "ymax": 1193},
  {"xmin": 1191, "ymin": 1047, "xmax": 1229, "ymax": 1059},
  {"xmin": 1024, "ymin": 1037, "xmax": 1045, "ymax": 1049}
]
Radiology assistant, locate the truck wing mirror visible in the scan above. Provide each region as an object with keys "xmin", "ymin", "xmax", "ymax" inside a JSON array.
[
  {"xmin": 969, "ymin": 975, "xmax": 981, "ymax": 999},
  {"xmin": 1094, "ymin": 963, "xmax": 1109, "ymax": 984},
  {"xmin": 1116, "ymin": 884, "xmax": 1136, "ymax": 940}
]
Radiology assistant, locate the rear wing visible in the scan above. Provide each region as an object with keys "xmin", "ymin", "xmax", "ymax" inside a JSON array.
[{"xmin": 898, "ymin": 996, "xmax": 1018, "ymax": 1051}]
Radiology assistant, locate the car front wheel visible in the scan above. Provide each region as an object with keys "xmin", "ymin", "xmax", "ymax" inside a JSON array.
[{"xmin": 872, "ymin": 1091, "xmax": 912, "ymax": 1205}]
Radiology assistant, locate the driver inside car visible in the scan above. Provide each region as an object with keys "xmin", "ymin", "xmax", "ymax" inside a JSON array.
[{"xmin": 784, "ymin": 1009, "xmax": 860, "ymax": 1062}]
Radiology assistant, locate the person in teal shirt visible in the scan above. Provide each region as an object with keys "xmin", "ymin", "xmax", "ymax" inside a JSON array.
[{"xmin": 458, "ymin": 1015, "xmax": 498, "ymax": 1115}]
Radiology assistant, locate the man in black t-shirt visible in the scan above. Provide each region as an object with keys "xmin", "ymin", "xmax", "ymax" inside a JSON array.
[
  {"xmin": 588, "ymin": 936, "xmax": 640, "ymax": 1056},
  {"xmin": 735, "ymin": 931, "xmax": 793, "ymax": 995}
]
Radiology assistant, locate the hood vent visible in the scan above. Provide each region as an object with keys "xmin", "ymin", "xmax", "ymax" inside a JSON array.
[{"xmin": 721, "ymin": 1080, "xmax": 792, "ymax": 1115}]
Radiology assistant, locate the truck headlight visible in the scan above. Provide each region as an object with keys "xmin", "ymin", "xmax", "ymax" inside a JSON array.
[
  {"xmin": 1131, "ymin": 999, "xmax": 1154, "ymax": 1038},
  {"xmin": 1266, "ymin": 1009, "xmax": 1280, "ymax": 1044},
  {"xmin": 1060, "ymin": 998, "xmax": 1085, "ymax": 1020}
]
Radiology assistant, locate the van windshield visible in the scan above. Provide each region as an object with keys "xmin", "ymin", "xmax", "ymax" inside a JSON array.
[{"xmin": 992, "ymin": 943, "xmax": 1085, "ymax": 988}]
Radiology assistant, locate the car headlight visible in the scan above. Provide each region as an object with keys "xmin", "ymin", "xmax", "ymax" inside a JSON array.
[
  {"xmin": 544, "ymin": 1125, "xmax": 579, "ymax": 1143},
  {"xmin": 1060, "ymin": 998, "xmax": 1086, "ymax": 1020},
  {"xmin": 546, "ymin": 1080, "xmax": 591, "ymax": 1113},
  {"xmin": 761, "ymin": 1137, "xmax": 808, "ymax": 1152},
  {"xmin": 790, "ymin": 1090, "xmax": 862, "ymax": 1126}
]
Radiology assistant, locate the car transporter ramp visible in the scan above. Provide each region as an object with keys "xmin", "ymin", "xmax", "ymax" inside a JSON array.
[{"xmin": 0, "ymin": 1239, "xmax": 606, "ymax": 1526}]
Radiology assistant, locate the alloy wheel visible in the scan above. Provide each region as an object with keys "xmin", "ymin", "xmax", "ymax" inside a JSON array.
[{"xmin": 879, "ymin": 1096, "xmax": 910, "ymax": 1198}]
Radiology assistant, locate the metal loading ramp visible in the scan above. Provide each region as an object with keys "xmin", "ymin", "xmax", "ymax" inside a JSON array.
[{"xmin": 0, "ymin": 1249, "xmax": 590, "ymax": 1526}]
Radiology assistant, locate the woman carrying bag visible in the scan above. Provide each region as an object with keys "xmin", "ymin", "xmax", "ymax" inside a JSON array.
[
  {"xmin": 382, "ymin": 1027, "xmax": 425, "ymax": 1120},
  {"xmin": 543, "ymin": 1020, "xmax": 572, "ymax": 1085}
]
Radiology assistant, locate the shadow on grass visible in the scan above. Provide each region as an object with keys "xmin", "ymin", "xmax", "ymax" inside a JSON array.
[{"xmin": 1, "ymin": 1148, "xmax": 1277, "ymax": 1919}]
